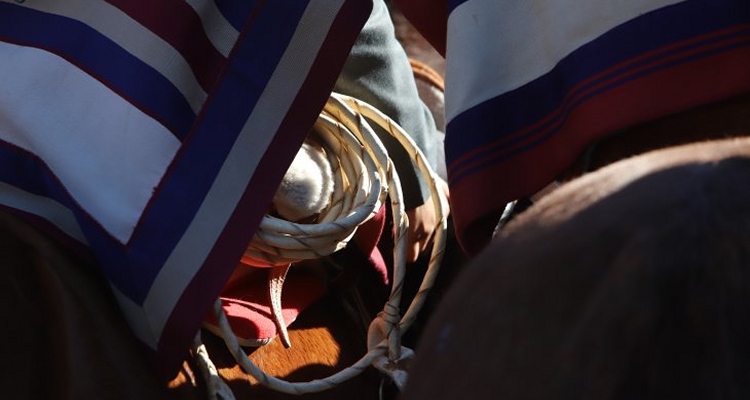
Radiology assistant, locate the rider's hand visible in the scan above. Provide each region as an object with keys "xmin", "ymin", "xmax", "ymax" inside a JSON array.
[{"xmin": 405, "ymin": 177, "xmax": 450, "ymax": 263}]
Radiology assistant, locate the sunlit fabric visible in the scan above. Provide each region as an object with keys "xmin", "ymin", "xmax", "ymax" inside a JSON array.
[
  {"xmin": 396, "ymin": 0, "xmax": 750, "ymax": 255},
  {"xmin": 0, "ymin": 0, "xmax": 371, "ymax": 376}
]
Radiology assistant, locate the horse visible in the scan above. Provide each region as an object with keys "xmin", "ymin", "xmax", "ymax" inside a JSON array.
[{"xmin": 401, "ymin": 93, "xmax": 750, "ymax": 399}]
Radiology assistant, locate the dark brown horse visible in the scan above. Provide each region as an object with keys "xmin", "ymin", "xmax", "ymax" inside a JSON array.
[{"xmin": 402, "ymin": 94, "xmax": 750, "ymax": 399}]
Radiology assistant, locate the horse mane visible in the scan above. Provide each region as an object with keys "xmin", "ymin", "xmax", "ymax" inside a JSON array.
[{"xmin": 403, "ymin": 137, "xmax": 750, "ymax": 399}]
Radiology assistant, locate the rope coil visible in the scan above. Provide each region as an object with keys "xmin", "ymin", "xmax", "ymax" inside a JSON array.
[
  {"xmin": 242, "ymin": 99, "xmax": 388, "ymax": 267},
  {"xmin": 198, "ymin": 92, "xmax": 448, "ymax": 396}
]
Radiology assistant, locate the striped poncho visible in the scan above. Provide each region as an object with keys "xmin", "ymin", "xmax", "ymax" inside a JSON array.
[
  {"xmin": 397, "ymin": 0, "xmax": 750, "ymax": 255},
  {"xmin": 0, "ymin": 0, "xmax": 371, "ymax": 376}
]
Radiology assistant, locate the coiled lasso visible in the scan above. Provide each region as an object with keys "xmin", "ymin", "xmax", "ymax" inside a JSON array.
[{"xmin": 192, "ymin": 92, "xmax": 448, "ymax": 399}]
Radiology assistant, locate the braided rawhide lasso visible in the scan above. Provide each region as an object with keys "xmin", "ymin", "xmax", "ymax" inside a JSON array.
[
  {"xmin": 193, "ymin": 92, "xmax": 448, "ymax": 398},
  {"xmin": 240, "ymin": 89, "xmax": 391, "ymax": 348}
]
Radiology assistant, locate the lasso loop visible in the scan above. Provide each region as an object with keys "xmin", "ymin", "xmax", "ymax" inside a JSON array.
[{"xmin": 195, "ymin": 93, "xmax": 448, "ymax": 398}]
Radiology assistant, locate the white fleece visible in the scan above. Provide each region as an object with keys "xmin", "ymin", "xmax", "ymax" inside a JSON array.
[{"xmin": 272, "ymin": 141, "xmax": 334, "ymax": 221}]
